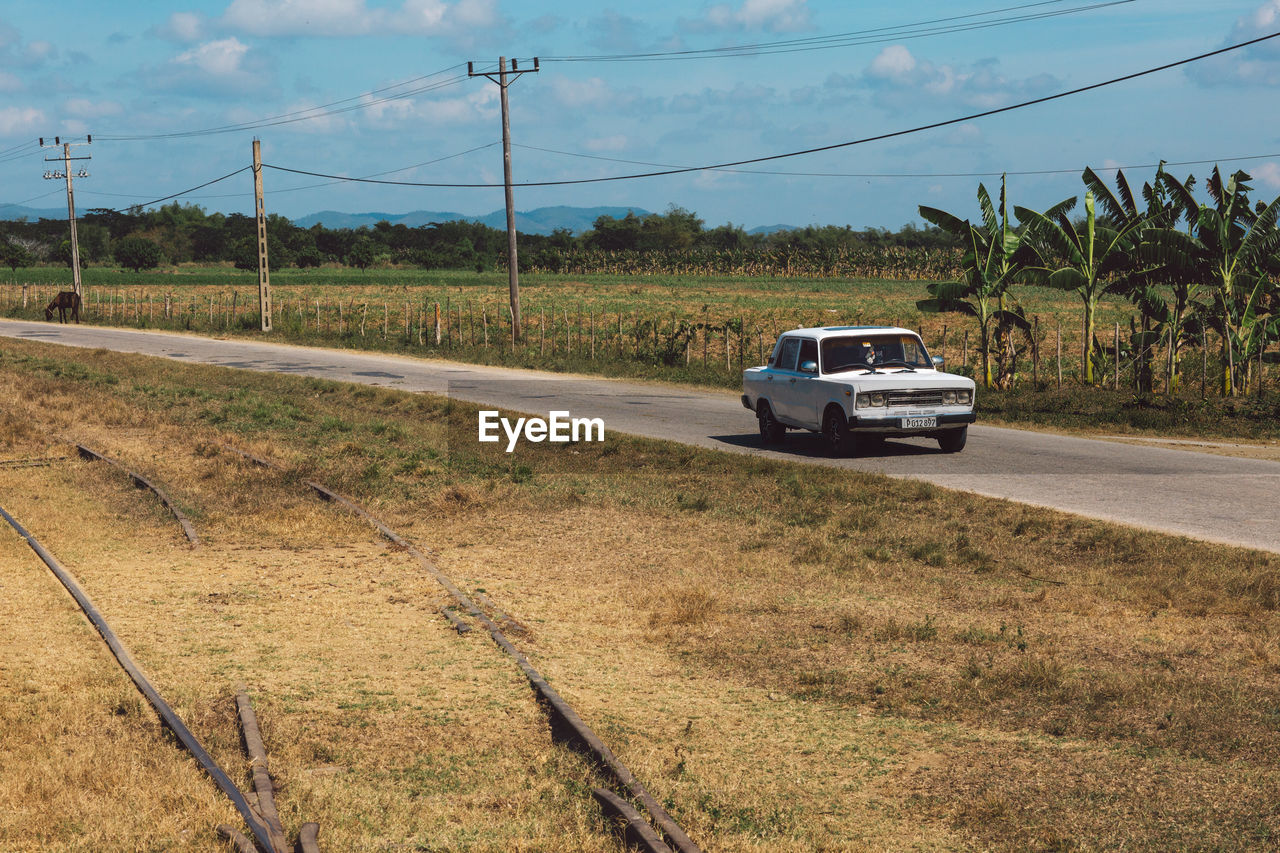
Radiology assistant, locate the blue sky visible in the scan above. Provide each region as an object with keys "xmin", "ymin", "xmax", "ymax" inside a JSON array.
[{"xmin": 2, "ymin": 0, "xmax": 1279, "ymax": 231}]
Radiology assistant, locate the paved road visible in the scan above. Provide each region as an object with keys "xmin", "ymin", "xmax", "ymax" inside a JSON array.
[{"xmin": 4, "ymin": 319, "xmax": 1278, "ymax": 554}]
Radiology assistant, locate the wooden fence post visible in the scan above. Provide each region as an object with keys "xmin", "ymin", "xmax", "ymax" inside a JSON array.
[
  {"xmin": 1258, "ymin": 338, "xmax": 1266, "ymax": 399},
  {"xmin": 434, "ymin": 302, "xmax": 442, "ymax": 346},
  {"xmin": 1114, "ymin": 322, "xmax": 1120, "ymax": 391},
  {"xmin": 1056, "ymin": 320, "xmax": 1062, "ymax": 390},
  {"xmin": 1201, "ymin": 327, "xmax": 1208, "ymax": 398}
]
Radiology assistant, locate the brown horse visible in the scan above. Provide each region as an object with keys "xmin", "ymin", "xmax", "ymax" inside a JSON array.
[{"xmin": 44, "ymin": 291, "xmax": 81, "ymax": 324}]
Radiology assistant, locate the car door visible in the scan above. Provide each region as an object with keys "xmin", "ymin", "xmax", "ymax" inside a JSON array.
[
  {"xmin": 790, "ymin": 337, "xmax": 823, "ymax": 429},
  {"xmin": 769, "ymin": 336, "xmax": 803, "ymax": 424}
]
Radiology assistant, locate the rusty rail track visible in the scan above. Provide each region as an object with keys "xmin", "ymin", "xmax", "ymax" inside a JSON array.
[
  {"xmin": 0, "ymin": 503, "xmax": 274, "ymax": 851},
  {"xmin": 0, "ymin": 455, "xmax": 72, "ymax": 468},
  {"xmin": 75, "ymin": 443, "xmax": 200, "ymax": 546},
  {"xmin": 222, "ymin": 444, "xmax": 702, "ymax": 853}
]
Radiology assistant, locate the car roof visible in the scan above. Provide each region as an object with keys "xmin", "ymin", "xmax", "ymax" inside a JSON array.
[{"xmin": 779, "ymin": 325, "xmax": 917, "ymax": 339}]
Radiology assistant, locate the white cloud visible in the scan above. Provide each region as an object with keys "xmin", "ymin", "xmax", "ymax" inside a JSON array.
[
  {"xmin": 854, "ymin": 46, "xmax": 1061, "ymax": 111},
  {"xmin": 550, "ymin": 75, "xmax": 613, "ymax": 108},
  {"xmin": 223, "ymin": 0, "xmax": 366, "ymax": 36},
  {"xmin": 584, "ymin": 135, "xmax": 627, "ymax": 152},
  {"xmin": 175, "ymin": 37, "xmax": 250, "ymax": 76},
  {"xmin": 63, "ymin": 98, "xmax": 123, "ymax": 119},
  {"xmin": 868, "ymin": 45, "xmax": 916, "ymax": 79},
  {"xmin": 24, "ymin": 41, "xmax": 55, "ymax": 62},
  {"xmin": 143, "ymin": 37, "xmax": 269, "ymax": 96},
  {"xmin": 356, "ymin": 86, "xmax": 495, "ymax": 128},
  {"xmin": 1255, "ymin": 162, "xmax": 1280, "ymax": 190},
  {"xmin": 221, "ymin": 0, "xmax": 504, "ymax": 37},
  {"xmin": 1191, "ymin": 1, "xmax": 1280, "ymax": 86},
  {"xmin": 0, "ymin": 22, "xmax": 57, "ymax": 71},
  {"xmin": 701, "ymin": 0, "xmax": 810, "ymax": 32},
  {"xmin": 160, "ymin": 12, "xmax": 208, "ymax": 41},
  {"xmin": 0, "ymin": 106, "xmax": 45, "ymax": 136}
]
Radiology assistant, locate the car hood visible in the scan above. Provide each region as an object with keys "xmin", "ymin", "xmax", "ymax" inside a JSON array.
[{"xmin": 824, "ymin": 368, "xmax": 975, "ymax": 389}]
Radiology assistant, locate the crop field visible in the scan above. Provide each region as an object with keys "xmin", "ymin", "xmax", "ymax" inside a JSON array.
[
  {"xmin": 2, "ymin": 336, "xmax": 1278, "ymax": 851},
  {"xmin": 5, "ymin": 264, "xmax": 1262, "ymax": 393}
]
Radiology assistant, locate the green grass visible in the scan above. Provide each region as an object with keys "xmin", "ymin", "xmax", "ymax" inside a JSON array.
[
  {"xmin": 2, "ymin": 336, "xmax": 1279, "ymax": 851},
  {"xmin": 5, "ymin": 264, "xmax": 1277, "ymax": 441}
]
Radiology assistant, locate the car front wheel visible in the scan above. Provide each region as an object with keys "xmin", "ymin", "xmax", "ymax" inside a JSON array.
[
  {"xmin": 822, "ymin": 407, "xmax": 851, "ymax": 456},
  {"xmin": 938, "ymin": 426, "xmax": 968, "ymax": 453}
]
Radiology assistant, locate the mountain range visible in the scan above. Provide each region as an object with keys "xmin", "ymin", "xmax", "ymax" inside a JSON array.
[
  {"xmin": 291, "ymin": 205, "xmax": 652, "ymax": 235},
  {"xmin": 1, "ymin": 203, "xmax": 798, "ymax": 236}
]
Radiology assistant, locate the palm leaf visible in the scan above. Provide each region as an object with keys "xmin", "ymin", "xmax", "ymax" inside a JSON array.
[
  {"xmin": 918, "ymin": 205, "xmax": 970, "ymax": 238},
  {"xmin": 1083, "ymin": 167, "xmax": 1131, "ymax": 224}
]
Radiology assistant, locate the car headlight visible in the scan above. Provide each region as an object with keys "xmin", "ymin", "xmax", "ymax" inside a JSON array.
[
  {"xmin": 957, "ymin": 390, "xmax": 972, "ymax": 405},
  {"xmin": 943, "ymin": 390, "xmax": 957, "ymax": 405},
  {"xmin": 856, "ymin": 393, "xmax": 887, "ymax": 408}
]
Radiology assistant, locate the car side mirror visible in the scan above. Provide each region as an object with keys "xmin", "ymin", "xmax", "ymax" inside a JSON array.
[
  {"xmin": 931, "ymin": 355, "xmax": 945, "ymax": 369},
  {"xmin": 799, "ymin": 360, "xmax": 818, "ymax": 374}
]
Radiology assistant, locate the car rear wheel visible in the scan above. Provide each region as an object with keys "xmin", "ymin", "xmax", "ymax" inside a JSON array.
[
  {"xmin": 822, "ymin": 407, "xmax": 851, "ymax": 456},
  {"xmin": 757, "ymin": 401, "xmax": 785, "ymax": 444},
  {"xmin": 938, "ymin": 426, "xmax": 967, "ymax": 453}
]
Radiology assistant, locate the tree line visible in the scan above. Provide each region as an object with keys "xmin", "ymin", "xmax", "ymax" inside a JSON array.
[
  {"xmin": 919, "ymin": 164, "xmax": 1280, "ymax": 397},
  {"xmin": 0, "ymin": 202, "xmax": 959, "ymax": 275}
]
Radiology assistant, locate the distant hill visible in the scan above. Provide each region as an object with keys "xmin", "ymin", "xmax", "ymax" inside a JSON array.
[
  {"xmin": 748, "ymin": 224, "xmax": 799, "ymax": 236},
  {"xmin": 0, "ymin": 205, "xmax": 67, "ymax": 222},
  {"xmin": 292, "ymin": 205, "xmax": 652, "ymax": 236},
  {"xmin": 1, "ymin": 201, "xmax": 805, "ymax": 236}
]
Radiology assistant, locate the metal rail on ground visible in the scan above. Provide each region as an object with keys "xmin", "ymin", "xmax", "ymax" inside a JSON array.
[
  {"xmin": 75, "ymin": 443, "xmax": 201, "ymax": 546},
  {"xmin": 221, "ymin": 444, "xmax": 704, "ymax": 853},
  {"xmin": 0, "ymin": 503, "xmax": 274, "ymax": 851}
]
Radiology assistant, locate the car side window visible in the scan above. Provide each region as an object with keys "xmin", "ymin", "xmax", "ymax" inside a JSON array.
[
  {"xmin": 797, "ymin": 339, "xmax": 818, "ymax": 373},
  {"xmin": 776, "ymin": 337, "xmax": 800, "ymax": 371}
]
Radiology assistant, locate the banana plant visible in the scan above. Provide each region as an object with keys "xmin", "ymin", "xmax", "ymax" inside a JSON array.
[
  {"xmin": 1142, "ymin": 167, "xmax": 1280, "ymax": 395},
  {"xmin": 1086, "ymin": 164, "xmax": 1200, "ymax": 389},
  {"xmin": 1016, "ymin": 191, "xmax": 1148, "ymax": 385},
  {"xmin": 918, "ymin": 175, "xmax": 1048, "ymax": 388}
]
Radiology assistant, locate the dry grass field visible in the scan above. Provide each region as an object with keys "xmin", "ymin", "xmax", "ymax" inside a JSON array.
[{"xmin": 1, "ymin": 336, "xmax": 1278, "ymax": 851}]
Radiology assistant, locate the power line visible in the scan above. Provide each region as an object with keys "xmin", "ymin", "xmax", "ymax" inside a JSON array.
[
  {"xmin": 513, "ymin": 143, "xmax": 1280, "ymax": 179},
  {"xmin": 543, "ymin": 0, "xmax": 1133, "ymax": 62},
  {"xmin": 107, "ymin": 166, "xmax": 252, "ymax": 212},
  {"xmin": 0, "ymin": 188, "xmax": 63, "ymax": 211},
  {"xmin": 261, "ymin": 30, "xmax": 1280, "ymax": 189},
  {"xmin": 0, "ymin": 147, "xmax": 46, "ymax": 167},
  {"xmin": 78, "ymin": 142, "xmax": 502, "ymax": 205},
  {"xmin": 0, "ymin": 139, "xmax": 38, "ymax": 158},
  {"xmin": 95, "ymin": 66, "xmax": 469, "ymax": 141}
]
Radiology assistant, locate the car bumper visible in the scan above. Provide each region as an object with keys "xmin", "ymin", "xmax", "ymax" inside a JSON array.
[
  {"xmin": 850, "ymin": 411, "xmax": 975, "ymax": 433},
  {"xmin": 741, "ymin": 394, "xmax": 753, "ymax": 410}
]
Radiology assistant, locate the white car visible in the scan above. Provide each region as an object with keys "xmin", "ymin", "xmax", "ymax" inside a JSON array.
[{"xmin": 742, "ymin": 325, "xmax": 976, "ymax": 454}]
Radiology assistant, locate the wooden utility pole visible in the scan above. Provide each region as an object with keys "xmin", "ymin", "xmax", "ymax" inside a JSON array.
[
  {"xmin": 469, "ymin": 57, "xmax": 538, "ymax": 341},
  {"xmin": 40, "ymin": 136, "xmax": 91, "ymax": 298},
  {"xmin": 252, "ymin": 139, "xmax": 272, "ymax": 332}
]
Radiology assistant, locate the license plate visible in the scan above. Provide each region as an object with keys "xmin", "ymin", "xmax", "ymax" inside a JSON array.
[{"xmin": 901, "ymin": 416, "xmax": 937, "ymax": 429}]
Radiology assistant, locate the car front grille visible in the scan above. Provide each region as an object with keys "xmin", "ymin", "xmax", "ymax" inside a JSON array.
[{"xmin": 887, "ymin": 390, "xmax": 946, "ymax": 407}]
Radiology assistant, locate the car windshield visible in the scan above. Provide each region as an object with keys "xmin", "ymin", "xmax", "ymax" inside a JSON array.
[{"xmin": 821, "ymin": 334, "xmax": 930, "ymax": 372}]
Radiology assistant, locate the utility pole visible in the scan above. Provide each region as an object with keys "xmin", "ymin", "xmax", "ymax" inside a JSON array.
[
  {"xmin": 41, "ymin": 135, "xmax": 91, "ymax": 298},
  {"xmin": 469, "ymin": 56, "xmax": 538, "ymax": 341},
  {"xmin": 252, "ymin": 138, "xmax": 271, "ymax": 332}
]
